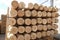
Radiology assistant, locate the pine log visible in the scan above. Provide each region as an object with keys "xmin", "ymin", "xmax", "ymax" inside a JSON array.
[
  {"xmin": 17, "ymin": 10, "xmax": 24, "ymax": 17},
  {"xmin": 42, "ymin": 11, "xmax": 47, "ymax": 17},
  {"xmin": 25, "ymin": 10, "xmax": 31, "ymax": 17},
  {"xmin": 42, "ymin": 19, "xmax": 47, "ymax": 24},
  {"xmin": 32, "ymin": 25, "xmax": 37, "ymax": 32},
  {"xmin": 52, "ymin": 18, "xmax": 58, "ymax": 23},
  {"xmin": 47, "ymin": 12, "xmax": 51, "ymax": 17},
  {"xmin": 18, "ymin": 26, "xmax": 25, "ymax": 33},
  {"xmin": 17, "ymin": 35, "xmax": 24, "ymax": 40},
  {"xmin": 28, "ymin": 3, "xmax": 33, "ymax": 9},
  {"xmin": 9, "ymin": 18, "xmax": 16, "ymax": 25},
  {"xmin": 37, "ymin": 11, "xmax": 42, "ymax": 17},
  {"xmin": 32, "ymin": 10, "xmax": 37, "ymax": 17},
  {"xmin": 31, "ymin": 33, "xmax": 37, "ymax": 39},
  {"xmin": 47, "ymin": 18, "xmax": 52, "ymax": 24},
  {"xmin": 46, "ymin": 31, "xmax": 51, "ymax": 36},
  {"xmin": 41, "ymin": 31, "xmax": 46, "ymax": 37},
  {"xmin": 24, "ymin": 34, "xmax": 31, "ymax": 40},
  {"xmin": 42, "ymin": 25, "xmax": 47, "ymax": 31},
  {"xmin": 36, "ymin": 32, "xmax": 41, "ymax": 38},
  {"xmin": 10, "ymin": 9, "xmax": 17, "ymax": 17},
  {"xmin": 25, "ymin": 18, "xmax": 31, "ymax": 25},
  {"xmin": 47, "ymin": 25, "xmax": 52, "ymax": 30},
  {"xmin": 25, "ymin": 26, "xmax": 31, "ymax": 33},
  {"xmin": 37, "ymin": 18, "xmax": 42, "ymax": 24},
  {"xmin": 39, "ymin": 5, "xmax": 44, "ymax": 10},
  {"xmin": 31, "ymin": 19, "xmax": 37, "ymax": 25},
  {"xmin": 17, "ymin": 18, "xmax": 24, "ymax": 25},
  {"xmin": 19, "ymin": 2, "xmax": 25, "ymax": 9},
  {"xmin": 43, "ymin": 6, "xmax": 48, "ymax": 11},
  {"xmin": 11, "ymin": 1, "xmax": 18, "ymax": 9}
]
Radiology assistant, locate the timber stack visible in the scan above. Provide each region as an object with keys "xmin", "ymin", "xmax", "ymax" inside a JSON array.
[{"xmin": 6, "ymin": 0, "xmax": 59, "ymax": 40}]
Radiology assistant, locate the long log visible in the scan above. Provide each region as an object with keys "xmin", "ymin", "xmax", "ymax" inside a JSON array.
[
  {"xmin": 18, "ymin": 26, "xmax": 25, "ymax": 33},
  {"xmin": 9, "ymin": 18, "xmax": 16, "ymax": 25},
  {"xmin": 31, "ymin": 33, "xmax": 37, "ymax": 39},
  {"xmin": 47, "ymin": 12, "xmax": 51, "ymax": 17},
  {"xmin": 17, "ymin": 18, "xmax": 24, "ymax": 25},
  {"xmin": 42, "ymin": 25, "xmax": 47, "ymax": 31},
  {"xmin": 24, "ymin": 34, "xmax": 31, "ymax": 40},
  {"xmin": 8, "ymin": 35, "xmax": 17, "ymax": 40},
  {"xmin": 25, "ymin": 26, "xmax": 31, "ymax": 33},
  {"xmin": 37, "ymin": 11, "xmax": 42, "ymax": 17},
  {"xmin": 37, "ymin": 18, "xmax": 42, "ymax": 24},
  {"xmin": 47, "ymin": 18, "xmax": 52, "ymax": 24},
  {"xmin": 25, "ymin": 10, "xmax": 31, "ymax": 17},
  {"xmin": 42, "ymin": 11, "xmax": 47, "ymax": 17},
  {"xmin": 36, "ymin": 32, "xmax": 41, "ymax": 38},
  {"xmin": 11, "ymin": 1, "xmax": 18, "ymax": 9},
  {"xmin": 32, "ymin": 10, "xmax": 37, "ymax": 17},
  {"xmin": 42, "ymin": 19, "xmax": 47, "ymax": 24},
  {"xmin": 19, "ymin": 2, "xmax": 25, "ymax": 9},
  {"xmin": 31, "ymin": 19, "xmax": 37, "ymax": 25},
  {"xmin": 32, "ymin": 25, "xmax": 37, "ymax": 32},
  {"xmin": 37, "ymin": 25, "xmax": 43, "ymax": 31},
  {"xmin": 17, "ymin": 10, "xmax": 24, "ymax": 17},
  {"xmin": 17, "ymin": 35, "xmax": 24, "ymax": 40},
  {"xmin": 25, "ymin": 18, "xmax": 31, "ymax": 25},
  {"xmin": 10, "ymin": 26, "xmax": 18, "ymax": 34},
  {"xmin": 28, "ymin": 3, "xmax": 33, "ymax": 9},
  {"xmin": 10, "ymin": 9, "xmax": 17, "ymax": 17},
  {"xmin": 33, "ymin": 3, "xmax": 39, "ymax": 10}
]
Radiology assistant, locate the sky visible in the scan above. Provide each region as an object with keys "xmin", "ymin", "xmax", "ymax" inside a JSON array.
[{"xmin": 0, "ymin": 0, "xmax": 60, "ymax": 33}]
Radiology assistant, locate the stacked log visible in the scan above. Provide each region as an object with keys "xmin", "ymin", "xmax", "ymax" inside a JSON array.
[
  {"xmin": 0, "ymin": 20, "xmax": 1, "ymax": 34},
  {"xmin": 6, "ymin": 0, "xmax": 59, "ymax": 40}
]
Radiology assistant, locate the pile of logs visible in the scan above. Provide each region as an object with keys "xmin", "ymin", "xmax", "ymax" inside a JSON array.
[
  {"xmin": 0, "ymin": 20, "xmax": 1, "ymax": 34},
  {"xmin": 6, "ymin": 0, "xmax": 59, "ymax": 40}
]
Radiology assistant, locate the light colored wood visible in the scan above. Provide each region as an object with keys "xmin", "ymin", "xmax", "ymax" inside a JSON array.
[
  {"xmin": 32, "ymin": 10, "xmax": 37, "ymax": 17},
  {"xmin": 24, "ymin": 34, "xmax": 31, "ymax": 40},
  {"xmin": 11, "ymin": 1, "xmax": 18, "ymax": 9},
  {"xmin": 47, "ymin": 12, "xmax": 51, "ymax": 17},
  {"xmin": 37, "ymin": 11, "xmax": 42, "ymax": 17},
  {"xmin": 52, "ymin": 12, "xmax": 59, "ymax": 17},
  {"xmin": 47, "ymin": 25, "xmax": 52, "ymax": 30},
  {"xmin": 37, "ymin": 18, "xmax": 42, "ymax": 24},
  {"xmin": 48, "ymin": 7, "xmax": 52, "ymax": 12},
  {"xmin": 42, "ymin": 25, "xmax": 47, "ymax": 31},
  {"xmin": 31, "ymin": 33, "xmax": 37, "ymax": 39},
  {"xmin": 10, "ymin": 9, "xmax": 17, "ymax": 17},
  {"xmin": 43, "ymin": 6, "xmax": 48, "ymax": 11},
  {"xmin": 36, "ymin": 32, "xmax": 41, "ymax": 38},
  {"xmin": 31, "ymin": 19, "xmax": 37, "ymax": 25},
  {"xmin": 19, "ymin": 2, "xmax": 25, "ymax": 9},
  {"xmin": 25, "ymin": 26, "xmax": 31, "ymax": 33},
  {"xmin": 42, "ymin": 19, "xmax": 47, "ymax": 24},
  {"xmin": 9, "ymin": 18, "xmax": 16, "ymax": 25},
  {"xmin": 52, "ymin": 7, "xmax": 58, "ymax": 12},
  {"xmin": 37, "ymin": 25, "xmax": 43, "ymax": 31},
  {"xmin": 18, "ymin": 26, "xmax": 25, "ymax": 33},
  {"xmin": 17, "ymin": 10, "xmax": 24, "ymax": 17},
  {"xmin": 42, "ymin": 11, "xmax": 47, "ymax": 17},
  {"xmin": 28, "ymin": 3, "xmax": 33, "ymax": 9},
  {"xmin": 25, "ymin": 18, "xmax": 31, "ymax": 25},
  {"xmin": 10, "ymin": 26, "xmax": 18, "ymax": 34},
  {"xmin": 25, "ymin": 10, "xmax": 31, "ymax": 17},
  {"xmin": 46, "ymin": 31, "xmax": 51, "ymax": 36},
  {"xmin": 54, "ymin": 30, "xmax": 58, "ymax": 34},
  {"xmin": 50, "ymin": 30, "xmax": 54, "ymax": 35},
  {"xmin": 41, "ymin": 31, "xmax": 46, "ymax": 37},
  {"xmin": 52, "ymin": 18, "xmax": 58, "ymax": 23},
  {"xmin": 32, "ymin": 25, "xmax": 37, "ymax": 32},
  {"xmin": 47, "ymin": 18, "xmax": 52, "ymax": 24},
  {"xmin": 39, "ymin": 5, "xmax": 44, "ymax": 10},
  {"xmin": 8, "ymin": 35, "xmax": 17, "ymax": 40},
  {"xmin": 17, "ymin": 18, "xmax": 24, "ymax": 25},
  {"xmin": 33, "ymin": 3, "xmax": 39, "ymax": 10},
  {"xmin": 17, "ymin": 35, "xmax": 24, "ymax": 40},
  {"xmin": 52, "ymin": 24, "xmax": 58, "ymax": 29}
]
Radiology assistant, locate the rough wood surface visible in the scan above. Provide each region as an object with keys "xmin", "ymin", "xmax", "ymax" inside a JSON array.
[
  {"xmin": 25, "ymin": 10, "xmax": 31, "ymax": 17},
  {"xmin": 17, "ymin": 10, "xmax": 24, "ymax": 17},
  {"xmin": 25, "ymin": 26, "xmax": 31, "ymax": 33},
  {"xmin": 25, "ymin": 18, "xmax": 31, "ymax": 25},
  {"xmin": 17, "ymin": 18, "xmax": 24, "ymax": 25},
  {"xmin": 18, "ymin": 26, "xmax": 25, "ymax": 33},
  {"xmin": 36, "ymin": 32, "xmax": 41, "ymax": 38},
  {"xmin": 28, "ymin": 3, "xmax": 33, "ymax": 9},
  {"xmin": 11, "ymin": 1, "xmax": 18, "ymax": 9}
]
